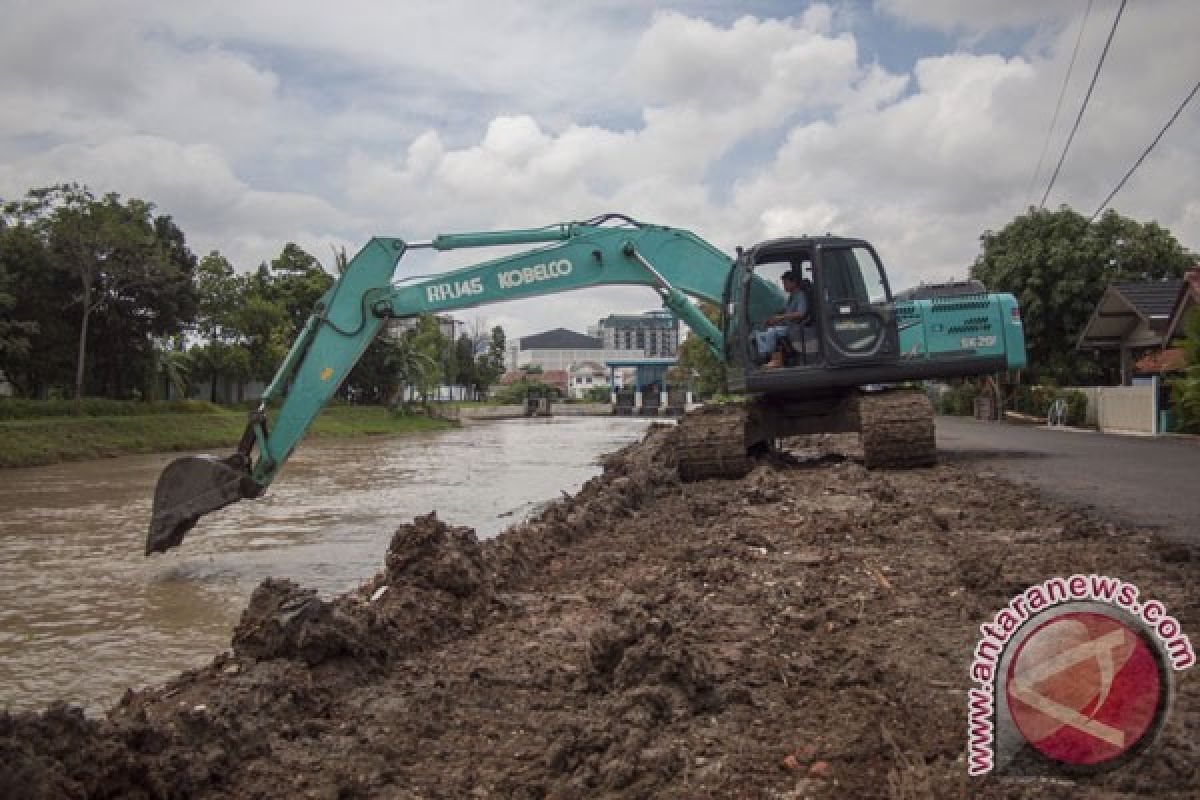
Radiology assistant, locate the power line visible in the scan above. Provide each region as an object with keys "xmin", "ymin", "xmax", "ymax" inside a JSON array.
[
  {"xmin": 1026, "ymin": 0, "xmax": 1093, "ymax": 207},
  {"xmin": 1039, "ymin": 0, "xmax": 1127, "ymax": 209},
  {"xmin": 1089, "ymin": 78, "xmax": 1200, "ymax": 223}
]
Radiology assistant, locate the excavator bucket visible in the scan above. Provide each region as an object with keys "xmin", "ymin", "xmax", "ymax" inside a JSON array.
[{"xmin": 146, "ymin": 455, "xmax": 250, "ymax": 555}]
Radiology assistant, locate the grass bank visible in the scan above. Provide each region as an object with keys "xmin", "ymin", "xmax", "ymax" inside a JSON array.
[{"xmin": 0, "ymin": 406, "xmax": 455, "ymax": 468}]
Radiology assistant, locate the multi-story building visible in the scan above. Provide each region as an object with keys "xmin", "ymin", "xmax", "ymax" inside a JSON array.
[{"xmin": 594, "ymin": 310, "xmax": 680, "ymax": 358}]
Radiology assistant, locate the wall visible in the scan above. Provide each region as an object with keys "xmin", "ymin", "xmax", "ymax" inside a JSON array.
[
  {"xmin": 515, "ymin": 348, "xmax": 643, "ymax": 371},
  {"xmin": 1096, "ymin": 385, "xmax": 1157, "ymax": 433},
  {"xmin": 1064, "ymin": 384, "xmax": 1156, "ymax": 433}
]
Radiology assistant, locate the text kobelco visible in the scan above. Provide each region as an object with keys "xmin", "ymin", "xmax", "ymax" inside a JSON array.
[
  {"xmin": 497, "ymin": 259, "xmax": 573, "ymax": 289},
  {"xmin": 424, "ymin": 259, "xmax": 574, "ymax": 304}
]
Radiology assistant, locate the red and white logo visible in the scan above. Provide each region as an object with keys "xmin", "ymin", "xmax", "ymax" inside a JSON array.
[{"xmin": 1005, "ymin": 611, "xmax": 1163, "ymax": 766}]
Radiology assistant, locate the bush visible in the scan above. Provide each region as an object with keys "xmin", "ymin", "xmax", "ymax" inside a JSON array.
[
  {"xmin": 1010, "ymin": 385, "xmax": 1090, "ymax": 425},
  {"xmin": 1062, "ymin": 389, "xmax": 1088, "ymax": 426},
  {"xmin": 0, "ymin": 398, "xmax": 224, "ymax": 419},
  {"xmin": 937, "ymin": 384, "xmax": 980, "ymax": 415},
  {"xmin": 490, "ymin": 379, "xmax": 562, "ymax": 405},
  {"xmin": 1172, "ymin": 368, "xmax": 1200, "ymax": 433},
  {"xmin": 582, "ymin": 387, "xmax": 612, "ymax": 403}
]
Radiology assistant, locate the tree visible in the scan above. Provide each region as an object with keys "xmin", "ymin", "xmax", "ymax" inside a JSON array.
[
  {"xmin": 194, "ymin": 252, "xmax": 242, "ymax": 339},
  {"xmin": 150, "ymin": 337, "xmax": 191, "ymax": 401},
  {"xmin": 390, "ymin": 332, "xmax": 439, "ymax": 410},
  {"xmin": 476, "ymin": 325, "xmax": 507, "ymax": 389},
  {"xmin": 675, "ymin": 301, "xmax": 726, "ymax": 396},
  {"xmin": 0, "ymin": 216, "xmax": 72, "ymax": 397},
  {"xmin": 187, "ymin": 340, "xmax": 252, "ymax": 403},
  {"xmin": 453, "ymin": 333, "xmax": 478, "ymax": 392},
  {"xmin": 407, "ymin": 314, "xmax": 447, "ymax": 404},
  {"xmin": 264, "ymin": 243, "xmax": 334, "ymax": 337},
  {"xmin": 4, "ymin": 185, "xmax": 197, "ymax": 410},
  {"xmin": 0, "ymin": 235, "xmax": 38, "ymax": 373},
  {"xmin": 971, "ymin": 207, "xmax": 1193, "ymax": 385},
  {"xmin": 1171, "ymin": 309, "xmax": 1200, "ymax": 433},
  {"xmin": 345, "ymin": 334, "xmax": 406, "ymax": 405}
]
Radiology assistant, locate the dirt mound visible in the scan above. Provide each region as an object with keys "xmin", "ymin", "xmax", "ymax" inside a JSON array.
[
  {"xmin": 1, "ymin": 423, "xmax": 1197, "ymax": 798},
  {"xmin": 232, "ymin": 513, "xmax": 503, "ymax": 668}
]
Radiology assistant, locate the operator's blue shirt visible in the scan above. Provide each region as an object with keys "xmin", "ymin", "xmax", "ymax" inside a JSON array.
[
  {"xmin": 785, "ymin": 289, "xmax": 808, "ymax": 318},
  {"xmin": 754, "ymin": 288, "xmax": 809, "ymax": 359}
]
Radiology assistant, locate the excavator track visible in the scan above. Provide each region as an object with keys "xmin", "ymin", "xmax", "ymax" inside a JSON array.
[
  {"xmin": 675, "ymin": 404, "xmax": 755, "ymax": 481},
  {"xmin": 857, "ymin": 389, "xmax": 937, "ymax": 469}
]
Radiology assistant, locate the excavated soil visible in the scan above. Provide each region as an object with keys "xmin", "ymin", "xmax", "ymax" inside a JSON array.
[{"xmin": 1, "ymin": 422, "xmax": 1197, "ymax": 798}]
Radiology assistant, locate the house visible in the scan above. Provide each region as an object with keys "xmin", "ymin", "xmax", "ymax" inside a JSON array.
[
  {"xmin": 498, "ymin": 368, "xmax": 569, "ymax": 397},
  {"xmin": 568, "ymin": 361, "xmax": 610, "ymax": 398},
  {"xmin": 507, "ymin": 328, "xmax": 643, "ymax": 371},
  {"xmin": 1075, "ymin": 267, "xmax": 1199, "ymax": 434},
  {"xmin": 1077, "ymin": 269, "xmax": 1199, "ymax": 385}
]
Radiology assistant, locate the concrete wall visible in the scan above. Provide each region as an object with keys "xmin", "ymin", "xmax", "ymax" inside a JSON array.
[
  {"xmin": 1095, "ymin": 385, "xmax": 1156, "ymax": 433},
  {"xmin": 1063, "ymin": 384, "xmax": 1158, "ymax": 433},
  {"xmin": 446, "ymin": 403, "xmax": 613, "ymax": 421},
  {"xmin": 446, "ymin": 405, "xmax": 526, "ymax": 421},
  {"xmin": 550, "ymin": 403, "xmax": 612, "ymax": 416}
]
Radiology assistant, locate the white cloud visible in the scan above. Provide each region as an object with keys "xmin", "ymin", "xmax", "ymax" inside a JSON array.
[{"xmin": 1, "ymin": 0, "xmax": 1197, "ymax": 340}]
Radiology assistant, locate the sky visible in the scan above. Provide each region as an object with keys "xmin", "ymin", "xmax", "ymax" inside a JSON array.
[{"xmin": 2, "ymin": 0, "xmax": 1198, "ymax": 339}]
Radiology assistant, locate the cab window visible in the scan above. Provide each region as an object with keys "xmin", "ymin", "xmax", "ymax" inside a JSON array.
[{"xmin": 823, "ymin": 247, "xmax": 889, "ymax": 305}]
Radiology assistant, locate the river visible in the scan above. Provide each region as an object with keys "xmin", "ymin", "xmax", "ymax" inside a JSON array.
[{"xmin": 0, "ymin": 416, "xmax": 654, "ymax": 714}]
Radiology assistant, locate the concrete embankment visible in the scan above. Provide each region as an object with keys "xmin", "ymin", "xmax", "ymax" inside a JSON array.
[{"xmin": 443, "ymin": 403, "xmax": 614, "ymax": 421}]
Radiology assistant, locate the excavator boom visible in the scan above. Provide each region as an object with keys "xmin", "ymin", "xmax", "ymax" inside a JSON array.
[{"xmin": 147, "ymin": 216, "xmax": 757, "ymax": 554}]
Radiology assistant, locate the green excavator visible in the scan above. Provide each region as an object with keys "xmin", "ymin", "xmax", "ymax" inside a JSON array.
[{"xmin": 147, "ymin": 213, "xmax": 1025, "ymax": 555}]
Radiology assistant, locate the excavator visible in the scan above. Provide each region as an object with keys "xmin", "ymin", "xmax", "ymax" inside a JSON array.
[{"xmin": 146, "ymin": 213, "xmax": 1025, "ymax": 555}]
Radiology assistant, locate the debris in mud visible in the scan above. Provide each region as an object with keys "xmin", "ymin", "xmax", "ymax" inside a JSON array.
[
  {"xmin": 232, "ymin": 578, "xmax": 381, "ymax": 666},
  {"xmin": 1, "ymin": 423, "xmax": 1196, "ymax": 798}
]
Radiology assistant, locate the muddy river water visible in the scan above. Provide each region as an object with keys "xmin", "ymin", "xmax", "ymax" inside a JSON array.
[{"xmin": 0, "ymin": 416, "xmax": 653, "ymax": 714}]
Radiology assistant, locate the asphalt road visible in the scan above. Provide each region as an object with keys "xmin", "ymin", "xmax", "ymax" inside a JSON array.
[{"xmin": 934, "ymin": 416, "xmax": 1200, "ymax": 544}]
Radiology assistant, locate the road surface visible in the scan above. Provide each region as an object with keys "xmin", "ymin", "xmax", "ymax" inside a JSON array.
[{"xmin": 935, "ymin": 416, "xmax": 1199, "ymax": 545}]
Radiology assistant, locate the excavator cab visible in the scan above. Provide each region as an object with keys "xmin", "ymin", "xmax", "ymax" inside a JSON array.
[{"xmin": 726, "ymin": 237, "xmax": 901, "ymax": 393}]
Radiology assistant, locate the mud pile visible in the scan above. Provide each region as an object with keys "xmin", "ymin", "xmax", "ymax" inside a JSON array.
[{"xmin": 1, "ymin": 421, "xmax": 1197, "ymax": 798}]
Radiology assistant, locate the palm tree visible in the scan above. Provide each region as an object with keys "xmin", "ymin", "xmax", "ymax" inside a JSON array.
[
  {"xmin": 152, "ymin": 338, "xmax": 191, "ymax": 401},
  {"xmin": 389, "ymin": 334, "xmax": 438, "ymax": 411}
]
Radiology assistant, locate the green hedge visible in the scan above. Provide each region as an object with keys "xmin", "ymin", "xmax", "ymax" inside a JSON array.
[
  {"xmin": 0, "ymin": 397, "xmax": 224, "ymax": 420},
  {"xmin": 939, "ymin": 384, "xmax": 1089, "ymax": 426},
  {"xmin": 1011, "ymin": 386, "xmax": 1088, "ymax": 425}
]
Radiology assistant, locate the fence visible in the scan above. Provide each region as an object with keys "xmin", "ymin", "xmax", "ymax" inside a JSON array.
[{"xmin": 1062, "ymin": 384, "xmax": 1157, "ymax": 434}]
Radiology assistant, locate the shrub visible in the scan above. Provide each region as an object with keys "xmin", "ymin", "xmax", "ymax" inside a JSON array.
[
  {"xmin": 0, "ymin": 398, "xmax": 224, "ymax": 419},
  {"xmin": 1172, "ymin": 368, "xmax": 1200, "ymax": 433},
  {"xmin": 1062, "ymin": 390, "xmax": 1088, "ymax": 426},
  {"xmin": 937, "ymin": 383, "xmax": 980, "ymax": 416}
]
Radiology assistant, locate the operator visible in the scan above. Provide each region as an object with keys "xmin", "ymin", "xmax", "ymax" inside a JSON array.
[{"xmin": 755, "ymin": 270, "xmax": 809, "ymax": 369}]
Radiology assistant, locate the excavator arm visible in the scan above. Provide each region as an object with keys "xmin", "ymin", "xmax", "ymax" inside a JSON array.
[{"xmin": 147, "ymin": 215, "xmax": 744, "ymax": 554}]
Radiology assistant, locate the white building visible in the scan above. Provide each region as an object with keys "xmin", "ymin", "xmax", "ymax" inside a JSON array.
[
  {"xmin": 507, "ymin": 328, "xmax": 642, "ymax": 372},
  {"xmin": 568, "ymin": 361, "xmax": 611, "ymax": 398}
]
